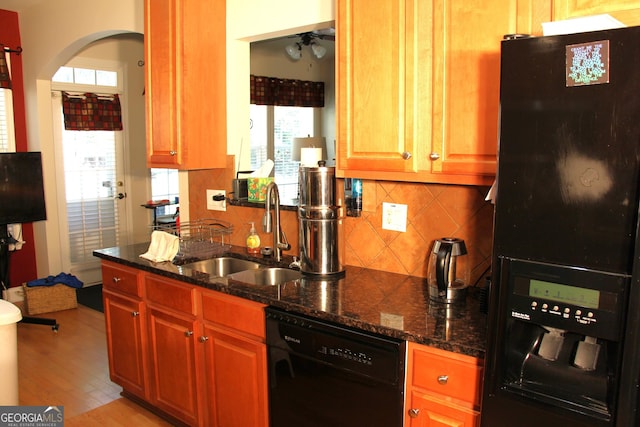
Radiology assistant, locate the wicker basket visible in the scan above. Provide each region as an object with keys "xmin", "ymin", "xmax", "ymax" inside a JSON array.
[{"xmin": 23, "ymin": 284, "xmax": 78, "ymax": 315}]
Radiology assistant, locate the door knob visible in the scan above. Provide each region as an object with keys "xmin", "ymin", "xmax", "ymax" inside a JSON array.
[
  {"xmin": 184, "ymin": 330, "xmax": 194, "ymax": 337},
  {"xmin": 115, "ymin": 193, "xmax": 126, "ymax": 199},
  {"xmin": 199, "ymin": 336, "xmax": 209, "ymax": 343},
  {"xmin": 408, "ymin": 408, "xmax": 420, "ymax": 418}
]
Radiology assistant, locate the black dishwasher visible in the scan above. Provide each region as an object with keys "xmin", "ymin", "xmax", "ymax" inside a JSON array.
[{"xmin": 265, "ymin": 307, "xmax": 405, "ymax": 427}]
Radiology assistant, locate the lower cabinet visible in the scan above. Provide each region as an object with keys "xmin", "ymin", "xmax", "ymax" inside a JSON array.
[
  {"xmin": 100, "ymin": 261, "xmax": 268, "ymax": 427},
  {"xmin": 147, "ymin": 306, "xmax": 202, "ymax": 425},
  {"xmin": 103, "ymin": 291, "xmax": 148, "ymax": 399},
  {"xmin": 203, "ymin": 325, "xmax": 268, "ymax": 427},
  {"xmin": 405, "ymin": 342, "xmax": 483, "ymax": 427},
  {"xmin": 102, "ymin": 261, "xmax": 148, "ymax": 400}
]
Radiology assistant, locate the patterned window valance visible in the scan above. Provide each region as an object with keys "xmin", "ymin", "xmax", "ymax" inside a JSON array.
[
  {"xmin": 0, "ymin": 45, "xmax": 12, "ymax": 90},
  {"xmin": 250, "ymin": 75, "xmax": 324, "ymax": 107},
  {"xmin": 62, "ymin": 92, "xmax": 123, "ymax": 131}
]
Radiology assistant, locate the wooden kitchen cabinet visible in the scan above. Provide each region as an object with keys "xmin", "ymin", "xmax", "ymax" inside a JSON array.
[
  {"xmin": 144, "ymin": 0, "xmax": 227, "ymax": 169},
  {"xmin": 405, "ymin": 342, "xmax": 483, "ymax": 427},
  {"xmin": 145, "ymin": 273, "xmax": 202, "ymax": 425},
  {"xmin": 101, "ymin": 260, "xmax": 268, "ymax": 427},
  {"xmin": 202, "ymin": 326, "xmax": 268, "ymax": 427},
  {"xmin": 337, "ymin": 0, "xmax": 544, "ymax": 186},
  {"xmin": 200, "ymin": 290, "xmax": 268, "ymax": 427},
  {"xmin": 102, "ymin": 262, "xmax": 148, "ymax": 400},
  {"xmin": 147, "ymin": 306, "xmax": 202, "ymax": 425},
  {"xmin": 551, "ymin": 0, "xmax": 640, "ymax": 25}
]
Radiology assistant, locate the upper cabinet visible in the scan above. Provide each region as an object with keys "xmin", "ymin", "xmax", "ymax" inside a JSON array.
[
  {"xmin": 552, "ymin": 0, "xmax": 640, "ymax": 24},
  {"xmin": 145, "ymin": 0, "xmax": 227, "ymax": 170},
  {"xmin": 338, "ymin": 0, "xmax": 520, "ymax": 185},
  {"xmin": 337, "ymin": 1, "xmax": 640, "ymax": 186}
]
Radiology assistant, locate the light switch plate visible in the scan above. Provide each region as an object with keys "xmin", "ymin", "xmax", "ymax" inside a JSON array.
[
  {"xmin": 382, "ymin": 202, "xmax": 407, "ymax": 232},
  {"xmin": 207, "ymin": 189, "xmax": 226, "ymax": 211}
]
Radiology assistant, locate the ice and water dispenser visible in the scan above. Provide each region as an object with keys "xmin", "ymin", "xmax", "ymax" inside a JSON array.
[{"xmin": 491, "ymin": 257, "xmax": 628, "ymax": 424}]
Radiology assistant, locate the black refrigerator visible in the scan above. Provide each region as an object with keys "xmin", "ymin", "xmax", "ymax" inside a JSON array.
[{"xmin": 482, "ymin": 26, "xmax": 640, "ymax": 426}]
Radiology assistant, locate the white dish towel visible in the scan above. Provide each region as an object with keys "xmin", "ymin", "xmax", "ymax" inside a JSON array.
[{"xmin": 140, "ymin": 230, "xmax": 180, "ymax": 263}]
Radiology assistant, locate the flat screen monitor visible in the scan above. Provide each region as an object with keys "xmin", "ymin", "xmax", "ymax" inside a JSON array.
[{"xmin": 0, "ymin": 152, "xmax": 47, "ymax": 225}]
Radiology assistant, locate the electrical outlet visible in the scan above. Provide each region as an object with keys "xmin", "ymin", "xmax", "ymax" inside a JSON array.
[
  {"xmin": 207, "ymin": 189, "xmax": 226, "ymax": 211},
  {"xmin": 382, "ymin": 202, "xmax": 407, "ymax": 232}
]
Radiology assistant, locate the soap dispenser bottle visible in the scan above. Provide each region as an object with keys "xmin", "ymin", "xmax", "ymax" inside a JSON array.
[{"xmin": 246, "ymin": 222, "xmax": 260, "ymax": 254}]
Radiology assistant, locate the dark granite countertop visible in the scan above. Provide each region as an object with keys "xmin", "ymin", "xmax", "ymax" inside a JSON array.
[{"xmin": 94, "ymin": 243, "xmax": 487, "ymax": 358}]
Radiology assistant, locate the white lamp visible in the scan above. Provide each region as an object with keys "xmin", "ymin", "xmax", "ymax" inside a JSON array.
[
  {"xmin": 311, "ymin": 43, "xmax": 327, "ymax": 59},
  {"xmin": 285, "ymin": 43, "xmax": 302, "ymax": 60}
]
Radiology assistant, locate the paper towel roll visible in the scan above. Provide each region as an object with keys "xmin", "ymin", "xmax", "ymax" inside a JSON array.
[{"xmin": 301, "ymin": 147, "xmax": 323, "ymax": 167}]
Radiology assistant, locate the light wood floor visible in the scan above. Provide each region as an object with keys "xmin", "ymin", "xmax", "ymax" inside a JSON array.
[{"xmin": 16, "ymin": 304, "xmax": 172, "ymax": 426}]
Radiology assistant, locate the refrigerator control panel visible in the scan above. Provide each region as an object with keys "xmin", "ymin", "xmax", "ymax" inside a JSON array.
[{"xmin": 501, "ymin": 257, "xmax": 628, "ymax": 341}]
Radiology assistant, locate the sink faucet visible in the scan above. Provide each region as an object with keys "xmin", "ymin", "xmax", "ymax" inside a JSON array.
[{"xmin": 263, "ymin": 182, "xmax": 290, "ymax": 262}]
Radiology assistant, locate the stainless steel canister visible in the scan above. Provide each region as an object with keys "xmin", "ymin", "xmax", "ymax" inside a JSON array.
[
  {"xmin": 298, "ymin": 206, "xmax": 343, "ymax": 275},
  {"xmin": 298, "ymin": 164, "xmax": 335, "ymax": 207}
]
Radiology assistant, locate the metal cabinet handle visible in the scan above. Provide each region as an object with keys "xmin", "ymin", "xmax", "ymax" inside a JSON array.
[
  {"xmin": 184, "ymin": 330, "xmax": 194, "ymax": 337},
  {"xmin": 408, "ymin": 408, "xmax": 420, "ymax": 418},
  {"xmin": 429, "ymin": 152, "xmax": 440, "ymax": 160},
  {"xmin": 169, "ymin": 150, "xmax": 177, "ymax": 156},
  {"xmin": 112, "ymin": 276, "xmax": 121, "ymax": 283},
  {"xmin": 402, "ymin": 151, "xmax": 412, "ymax": 160},
  {"xmin": 131, "ymin": 311, "xmax": 140, "ymax": 317},
  {"xmin": 437, "ymin": 375, "xmax": 449, "ymax": 385},
  {"xmin": 198, "ymin": 336, "xmax": 209, "ymax": 343}
]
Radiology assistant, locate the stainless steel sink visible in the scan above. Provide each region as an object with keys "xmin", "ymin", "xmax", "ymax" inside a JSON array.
[
  {"xmin": 227, "ymin": 267, "xmax": 302, "ymax": 286},
  {"xmin": 181, "ymin": 257, "xmax": 261, "ymax": 277}
]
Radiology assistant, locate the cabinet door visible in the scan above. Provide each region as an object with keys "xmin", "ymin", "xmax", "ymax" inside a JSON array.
[
  {"xmin": 103, "ymin": 291, "xmax": 148, "ymax": 399},
  {"xmin": 144, "ymin": 0, "xmax": 227, "ymax": 170},
  {"xmin": 145, "ymin": 0, "xmax": 179, "ymax": 167},
  {"xmin": 337, "ymin": 0, "xmax": 421, "ymax": 174},
  {"xmin": 429, "ymin": 0, "xmax": 520, "ymax": 180},
  {"xmin": 202, "ymin": 325, "xmax": 268, "ymax": 427},
  {"xmin": 147, "ymin": 307, "xmax": 201, "ymax": 426},
  {"xmin": 407, "ymin": 391, "xmax": 480, "ymax": 427},
  {"xmin": 552, "ymin": 1, "xmax": 640, "ymax": 25}
]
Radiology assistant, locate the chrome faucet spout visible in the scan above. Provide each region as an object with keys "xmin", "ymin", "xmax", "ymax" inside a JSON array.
[{"xmin": 263, "ymin": 182, "xmax": 290, "ymax": 261}]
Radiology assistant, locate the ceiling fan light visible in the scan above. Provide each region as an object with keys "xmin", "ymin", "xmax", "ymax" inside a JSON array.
[
  {"xmin": 311, "ymin": 43, "xmax": 327, "ymax": 59},
  {"xmin": 285, "ymin": 43, "xmax": 301, "ymax": 60}
]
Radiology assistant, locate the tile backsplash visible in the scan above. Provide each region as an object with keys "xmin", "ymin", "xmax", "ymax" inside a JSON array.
[{"xmin": 188, "ymin": 157, "xmax": 494, "ymax": 287}]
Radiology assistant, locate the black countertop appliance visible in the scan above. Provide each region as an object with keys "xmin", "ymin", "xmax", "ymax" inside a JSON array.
[{"xmin": 483, "ymin": 26, "xmax": 640, "ymax": 427}]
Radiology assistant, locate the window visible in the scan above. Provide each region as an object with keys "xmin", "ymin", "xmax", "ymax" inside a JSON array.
[
  {"xmin": 150, "ymin": 168, "xmax": 179, "ymax": 216},
  {"xmin": 0, "ymin": 51, "xmax": 15, "ymax": 153},
  {"xmin": 250, "ymin": 105, "xmax": 315, "ymax": 202},
  {"xmin": 53, "ymin": 66, "xmax": 118, "ymax": 88},
  {"xmin": 0, "ymin": 88, "xmax": 15, "ymax": 152}
]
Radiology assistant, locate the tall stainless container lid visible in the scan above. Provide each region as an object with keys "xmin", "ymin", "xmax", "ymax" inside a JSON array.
[{"xmin": 298, "ymin": 164, "xmax": 335, "ymax": 207}]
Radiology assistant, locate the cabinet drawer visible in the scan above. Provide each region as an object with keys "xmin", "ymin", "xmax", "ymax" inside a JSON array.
[
  {"xmin": 201, "ymin": 290, "xmax": 266, "ymax": 340},
  {"xmin": 410, "ymin": 345, "xmax": 483, "ymax": 406},
  {"xmin": 145, "ymin": 274, "xmax": 197, "ymax": 315},
  {"xmin": 102, "ymin": 262, "xmax": 142, "ymax": 297}
]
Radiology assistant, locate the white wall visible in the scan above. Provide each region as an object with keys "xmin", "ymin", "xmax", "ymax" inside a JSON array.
[{"xmin": 17, "ymin": 0, "xmax": 143, "ymax": 278}]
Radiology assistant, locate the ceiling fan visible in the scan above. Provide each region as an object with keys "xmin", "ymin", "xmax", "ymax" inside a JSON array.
[{"xmin": 285, "ymin": 30, "xmax": 334, "ymax": 60}]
